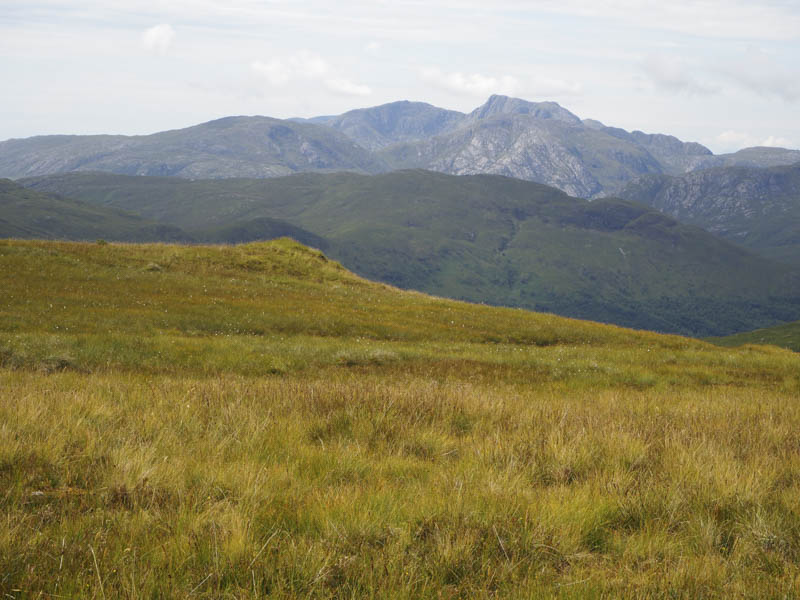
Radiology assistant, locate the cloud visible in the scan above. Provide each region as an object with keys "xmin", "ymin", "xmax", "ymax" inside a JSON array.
[
  {"xmin": 641, "ymin": 54, "xmax": 718, "ymax": 95},
  {"xmin": 524, "ymin": 76, "xmax": 583, "ymax": 97},
  {"xmin": 718, "ymin": 47, "xmax": 799, "ymax": 102},
  {"xmin": 715, "ymin": 130, "xmax": 796, "ymax": 152},
  {"xmin": 251, "ymin": 51, "xmax": 371, "ymax": 96},
  {"xmin": 527, "ymin": 0, "xmax": 800, "ymax": 41},
  {"xmin": 761, "ymin": 135, "xmax": 793, "ymax": 148},
  {"xmin": 716, "ymin": 130, "xmax": 755, "ymax": 147},
  {"xmin": 141, "ymin": 24, "xmax": 175, "ymax": 55},
  {"xmin": 251, "ymin": 59, "xmax": 291, "ymax": 86},
  {"xmin": 324, "ymin": 78, "xmax": 372, "ymax": 96},
  {"xmin": 251, "ymin": 53, "xmax": 330, "ymax": 85},
  {"xmin": 421, "ymin": 68, "xmax": 519, "ymax": 96}
]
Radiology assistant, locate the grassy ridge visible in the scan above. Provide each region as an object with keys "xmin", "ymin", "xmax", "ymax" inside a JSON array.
[{"xmin": 2, "ymin": 239, "xmax": 800, "ymax": 598}]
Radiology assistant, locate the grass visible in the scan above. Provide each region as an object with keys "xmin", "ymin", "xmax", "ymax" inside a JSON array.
[{"xmin": 2, "ymin": 238, "xmax": 800, "ymax": 598}]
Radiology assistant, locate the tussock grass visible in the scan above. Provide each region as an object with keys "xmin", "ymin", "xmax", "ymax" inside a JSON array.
[{"xmin": 2, "ymin": 239, "xmax": 800, "ymax": 597}]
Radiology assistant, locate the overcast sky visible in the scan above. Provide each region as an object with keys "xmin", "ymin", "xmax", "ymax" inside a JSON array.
[{"xmin": 2, "ymin": 0, "xmax": 799, "ymax": 153}]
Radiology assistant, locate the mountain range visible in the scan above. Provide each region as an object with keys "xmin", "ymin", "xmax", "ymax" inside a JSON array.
[
  {"xmin": 3, "ymin": 95, "xmax": 799, "ymax": 198},
  {"xmin": 4, "ymin": 95, "xmax": 800, "ymax": 339},
  {"xmin": 16, "ymin": 170, "xmax": 800, "ymax": 336}
]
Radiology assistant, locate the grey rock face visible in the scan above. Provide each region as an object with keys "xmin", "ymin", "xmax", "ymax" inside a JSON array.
[
  {"xmin": 380, "ymin": 113, "xmax": 666, "ymax": 198},
  {"xmin": 618, "ymin": 162, "xmax": 800, "ymax": 263}
]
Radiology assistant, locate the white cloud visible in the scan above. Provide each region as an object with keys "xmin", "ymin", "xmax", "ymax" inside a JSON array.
[
  {"xmin": 527, "ymin": 0, "xmax": 800, "ymax": 41},
  {"xmin": 718, "ymin": 47, "xmax": 799, "ymax": 102},
  {"xmin": 716, "ymin": 130, "xmax": 755, "ymax": 147},
  {"xmin": 761, "ymin": 135, "xmax": 793, "ymax": 148},
  {"xmin": 641, "ymin": 54, "xmax": 718, "ymax": 95},
  {"xmin": 421, "ymin": 67, "xmax": 519, "ymax": 96},
  {"xmin": 715, "ymin": 130, "xmax": 795, "ymax": 152},
  {"xmin": 251, "ymin": 59, "xmax": 291, "ymax": 86},
  {"xmin": 292, "ymin": 52, "xmax": 329, "ymax": 78},
  {"xmin": 324, "ymin": 78, "xmax": 372, "ymax": 96},
  {"xmin": 251, "ymin": 53, "xmax": 331, "ymax": 86},
  {"xmin": 251, "ymin": 51, "xmax": 371, "ymax": 97},
  {"xmin": 524, "ymin": 76, "xmax": 583, "ymax": 97},
  {"xmin": 141, "ymin": 24, "xmax": 175, "ymax": 55}
]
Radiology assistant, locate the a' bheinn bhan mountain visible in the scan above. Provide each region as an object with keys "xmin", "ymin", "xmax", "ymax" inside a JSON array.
[
  {"xmin": 617, "ymin": 162, "xmax": 800, "ymax": 264},
  {"xmin": 18, "ymin": 170, "xmax": 800, "ymax": 337},
  {"xmin": 3, "ymin": 95, "xmax": 799, "ymax": 198}
]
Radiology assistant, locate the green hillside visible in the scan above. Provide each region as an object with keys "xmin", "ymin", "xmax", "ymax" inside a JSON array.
[
  {"xmin": 708, "ymin": 319, "xmax": 800, "ymax": 352},
  {"xmin": 3, "ymin": 239, "xmax": 800, "ymax": 598},
  {"xmin": 20, "ymin": 170, "xmax": 800, "ymax": 336},
  {"xmin": 0, "ymin": 178, "xmax": 190, "ymax": 242}
]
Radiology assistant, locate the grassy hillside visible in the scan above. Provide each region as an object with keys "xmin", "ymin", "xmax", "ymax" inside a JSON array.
[
  {"xmin": 708, "ymin": 319, "xmax": 800, "ymax": 352},
  {"xmin": 0, "ymin": 178, "xmax": 191, "ymax": 242},
  {"xmin": 2, "ymin": 239, "xmax": 800, "ymax": 597},
  {"xmin": 20, "ymin": 170, "xmax": 800, "ymax": 336}
]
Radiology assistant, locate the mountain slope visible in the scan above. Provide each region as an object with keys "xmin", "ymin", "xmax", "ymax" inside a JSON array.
[
  {"xmin": 618, "ymin": 162, "xmax": 800, "ymax": 263},
  {"xmin": 708, "ymin": 319, "xmax": 800, "ymax": 352},
  {"xmin": 0, "ymin": 178, "xmax": 191, "ymax": 242},
  {"xmin": 21, "ymin": 170, "xmax": 800, "ymax": 336},
  {"xmin": 0, "ymin": 117, "xmax": 386, "ymax": 180},
  {"xmin": 303, "ymin": 100, "xmax": 466, "ymax": 151},
  {"xmin": 379, "ymin": 114, "xmax": 666, "ymax": 198}
]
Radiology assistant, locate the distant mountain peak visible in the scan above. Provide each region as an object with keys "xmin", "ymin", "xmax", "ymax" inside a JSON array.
[
  {"xmin": 468, "ymin": 95, "xmax": 582, "ymax": 124},
  {"xmin": 319, "ymin": 100, "xmax": 466, "ymax": 151}
]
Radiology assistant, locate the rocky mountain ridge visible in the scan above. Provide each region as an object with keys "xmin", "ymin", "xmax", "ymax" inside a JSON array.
[{"xmin": 2, "ymin": 95, "xmax": 798, "ymax": 198}]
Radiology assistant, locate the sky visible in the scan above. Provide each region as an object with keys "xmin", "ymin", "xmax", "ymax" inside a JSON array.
[{"xmin": 2, "ymin": 0, "xmax": 799, "ymax": 153}]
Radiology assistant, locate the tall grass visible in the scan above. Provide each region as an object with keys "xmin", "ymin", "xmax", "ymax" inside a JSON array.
[{"xmin": 2, "ymin": 239, "xmax": 800, "ymax": 597}]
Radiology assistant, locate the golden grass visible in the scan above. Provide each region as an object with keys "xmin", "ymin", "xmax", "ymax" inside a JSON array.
[{"xmin": 2, "ymin": 239, "xmax": 800, "ymax": 598}]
